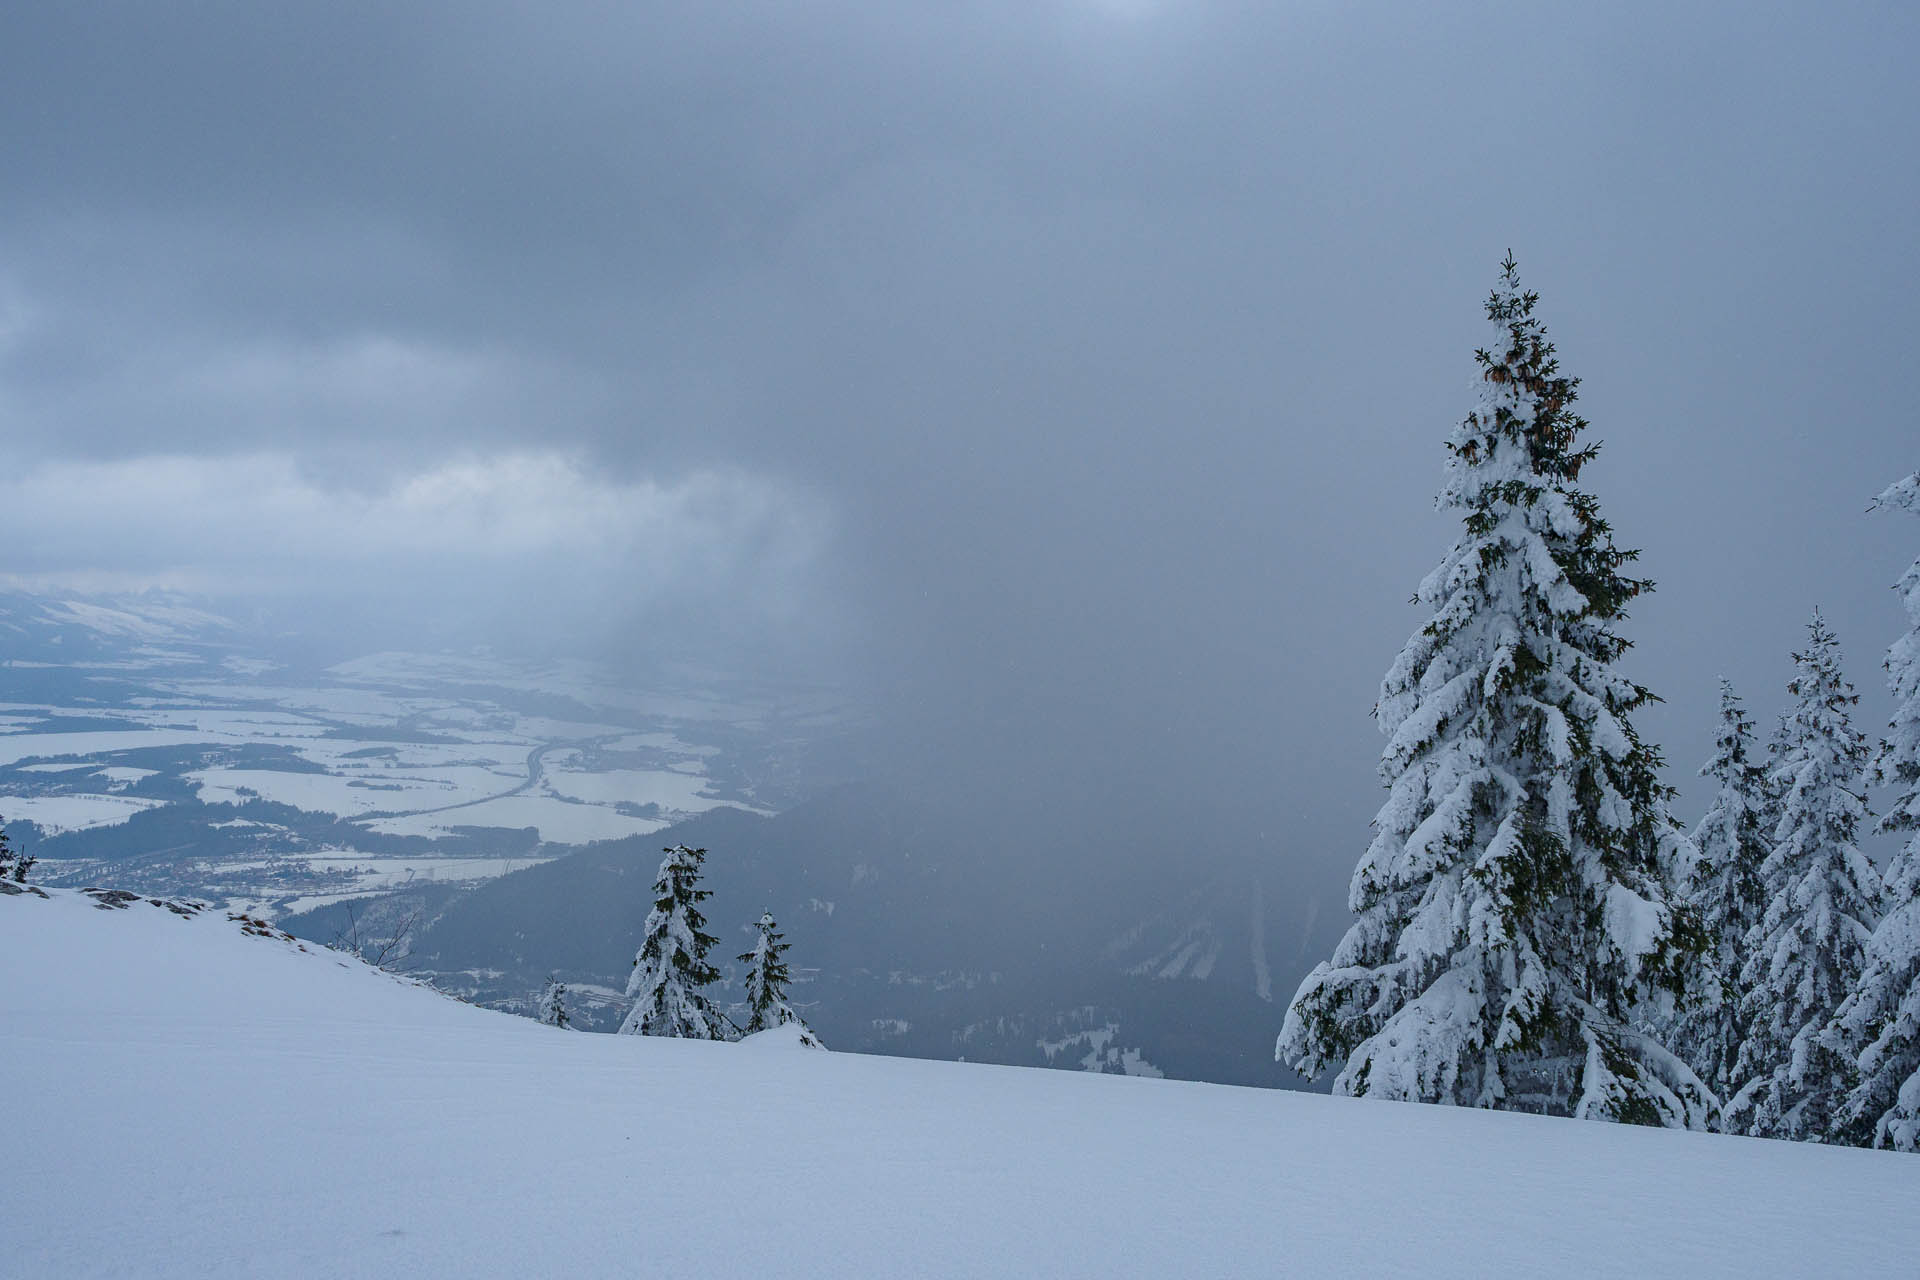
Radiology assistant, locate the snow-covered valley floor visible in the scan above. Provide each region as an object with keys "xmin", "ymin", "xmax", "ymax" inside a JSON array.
[{"xmin": 5, "ymin": 888, "xmax": 1917, "ymax": 1279}]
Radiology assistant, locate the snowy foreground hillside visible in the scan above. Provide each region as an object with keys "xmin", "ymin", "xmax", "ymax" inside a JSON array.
[{"xmin": 5, "ymin": 890, "xmax": 1918, "ymax": 1279}]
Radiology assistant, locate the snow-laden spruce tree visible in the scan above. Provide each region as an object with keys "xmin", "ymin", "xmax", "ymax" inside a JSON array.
[
  {"xmin": 739, "ymin": 911, "xmax": 800, "ymax": 1033},
  {"xmin": 1825, "ymin": 474, "xmax": 1920, "ymax": 1147},
  {"xmin": 1761, "ymin": 714, "xmax": 1795, "ymax": 828},
  {"xmin": 738, "ymin": 911, "xmax": 823, "ymax": 1046},
  {"xmin": 619, "ymin": 844, "xmax": 731, "ymax": 1040},
  {"xmin": 1726, "ymin": 611, "xmax": 1881, "ymax": 1140},
  {"xmin": 0, "ymin": 821, "xmax": 34, "ymax": 885},
  {"xmin": 1277, "ymin": 256, "xmax": 1710, "ymax": 1127},
  {"xmin": 1668, "ymin": 680, "xmax": 1773, "ymax": 1100},
  {"xmin": 537, "ymin": 974, "xmax": 571, "ymax": 1029}
]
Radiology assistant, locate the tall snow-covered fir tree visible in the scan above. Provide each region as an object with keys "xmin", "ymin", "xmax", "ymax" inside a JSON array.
[
  {"xmin": 737, "ymin": 911, "xmax": 823, "ymax": 1046},
  {"xmin": 1277, "ymin": 256, "xmax": 1710, "ymax": 1127},
  {"xmin": 1668, "ymin": 679, "xmax": 1772, "ymax": 1100},
  {"xmin": 618, "ymin": 844, "xmax": 731, "ymax": 1040},
  {"xmin": 1727, "ymin": 611, "xmax": 1881, "ymax": 1140},
  {"xmin": 537, "ymin": 975, "xmax": 571, "ymax": 1029},
  {"xmin": 1825, "ymin": 473, "xmax": 1920, "ymax": 1148}
]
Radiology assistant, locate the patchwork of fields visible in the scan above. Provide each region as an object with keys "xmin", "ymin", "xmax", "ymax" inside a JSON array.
[{"xmin": 0, "ymin": 595, "xmax": 851, "ymax": 916}]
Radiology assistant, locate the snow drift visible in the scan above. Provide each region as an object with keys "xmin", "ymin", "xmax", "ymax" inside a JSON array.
[{"xmin": 4, "ymin": 887, "xmax": 1917, "ymax": 1278}]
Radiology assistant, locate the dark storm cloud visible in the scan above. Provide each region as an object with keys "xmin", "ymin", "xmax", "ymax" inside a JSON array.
[{"xmin": 1, "ymin": 1, "xmax": 1916, "ymax": 893}]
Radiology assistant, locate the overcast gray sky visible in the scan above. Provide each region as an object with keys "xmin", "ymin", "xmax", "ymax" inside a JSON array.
[{"xmin": 2, "ymin": 1, "xmax": 1915, "ymax": 887}]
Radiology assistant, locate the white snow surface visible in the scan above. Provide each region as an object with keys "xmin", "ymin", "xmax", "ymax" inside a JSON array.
[
  {"xmin": 364, "ymin": 793, "xmax": 666, "ymax": 843},
  {"xmin": 736, "ymin": 1022, "xmax": 827, "ymax": 1050},
  {"xmin": 0, "ymin": 791, "xmax": 166, "ymax": 832},
  {"xmin": 6, "ymin": 888, "xmax": 1919, "ymax": 1279}
]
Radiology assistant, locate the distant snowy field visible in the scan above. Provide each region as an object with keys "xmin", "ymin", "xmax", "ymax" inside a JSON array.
[
  {"xmin": 0, "ymin": 604, "xmax": 849, "ymax": 912},
  {"xmin": 5, "ymin": 889, "xmax": 1917, "ymax": 1278}
]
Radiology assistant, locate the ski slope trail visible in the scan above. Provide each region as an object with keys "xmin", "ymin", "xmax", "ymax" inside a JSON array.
[{"xmin": 4, "ymin": 887, "xmax": 1917, "ymax": 1278}]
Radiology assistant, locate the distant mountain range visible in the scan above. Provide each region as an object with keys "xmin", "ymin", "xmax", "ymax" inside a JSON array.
[{"xmin": 0, "ymin": 589, "xmax": 246, "ymax": 667}]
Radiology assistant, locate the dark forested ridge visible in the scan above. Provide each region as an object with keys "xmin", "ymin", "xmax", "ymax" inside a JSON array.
[{"xmin": 283, "ymin": 786, "xmax": 1330, "ymax": 1088}]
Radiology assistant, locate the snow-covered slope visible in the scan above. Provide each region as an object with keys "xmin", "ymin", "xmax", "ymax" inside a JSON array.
[{"xmin": 4, "ymin": 888, "xmax": 1917, "ymax": 1279}]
